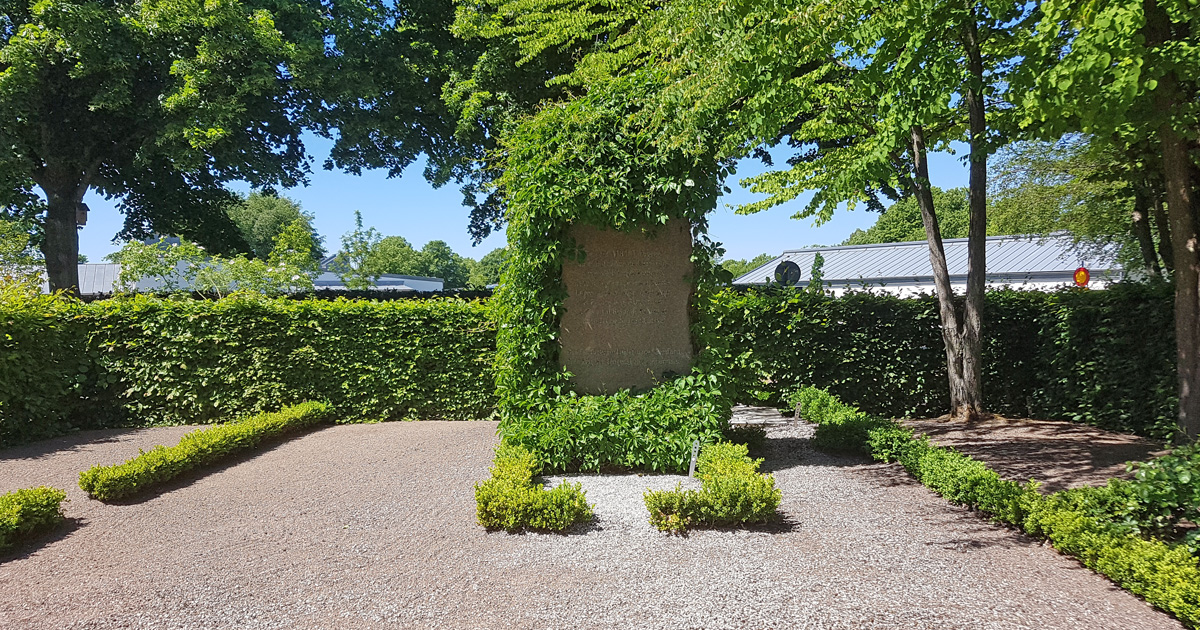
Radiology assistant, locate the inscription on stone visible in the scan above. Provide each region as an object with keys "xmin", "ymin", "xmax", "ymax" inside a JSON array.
[{"xmin": 558, "ymin": 219, "xmax": 695, "ymax": 394}]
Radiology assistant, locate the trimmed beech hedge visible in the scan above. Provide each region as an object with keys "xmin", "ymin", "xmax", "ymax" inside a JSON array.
[
  {"xmin": 716, "ymin": 283, "xmax": 1177, "ymax": 438},
  {"xmin": 0, "ymin": 486, "xmax": 67, "ymax": 551},
  {"xmin": 0, "ymin": 293, "xmax": 496, "ymax": 446},
  {"xmin": 1, "ymin": 283, "xmax": 1179, "ymax": 446},
  {"xmin": 474, "ymin": 443, "xmax": 593, "ymax": 532},
  {"xmin": 0, "ymin": 288, "xmax": 108, "ymax": 446},
  {"xmin": 643, "ymin": 442, "xmax": 781, "ymax": 533},
  {"xmin": 79, "ymin": 402, "xmax": 334, "ymax": 501},
  {"xmin": 84, "ymin": 294, "xmax": 496, "ymax": 425},
  {"xmin": 795, "ymin": 386, "xmax": 1200, "ymax": 627}
]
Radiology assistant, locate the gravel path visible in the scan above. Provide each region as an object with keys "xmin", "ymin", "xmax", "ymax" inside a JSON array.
[{"xmin": 0, "ymin": 415, "xmax": 1184, "ymax": 629}]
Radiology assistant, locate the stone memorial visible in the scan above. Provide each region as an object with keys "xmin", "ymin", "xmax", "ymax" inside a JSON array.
[{"xmin": 558, "ymin": 218, "xmax": 695, "ymax": 394}]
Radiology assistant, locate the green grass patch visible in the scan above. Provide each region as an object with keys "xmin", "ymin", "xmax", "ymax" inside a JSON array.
[{"xmin": 78, "ymin": 402, "xmax": 333, "ymax": 502}]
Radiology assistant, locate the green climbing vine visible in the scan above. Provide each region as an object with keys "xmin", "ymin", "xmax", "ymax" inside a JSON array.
[{"xmin": 492, "ymin": 74, "xmax": 736, "ymax": 473}]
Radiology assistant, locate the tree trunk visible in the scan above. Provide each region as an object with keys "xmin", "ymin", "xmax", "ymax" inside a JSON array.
[
  {"xmin": 1160, "ymin": 122, "xmax": 1199, "ymax": 441},
  {"xmin": 1146, "ymin": 0, "xmax": 1200, "ymax": 440},
  {"xmin": 910, "ymin": 126, "xmax": 976, "ymax": 420},
  {"xmin": 957, "ymin": 7, "xmax": 988, "ymax": 421},
  {"xmin": 1153, "ymin": 195, "xmax": 1175, "ymax": 273},
  {"xmin": 39, "ymin": 184, "xmax": 82, "ymax": 295},
  {"xmin": 1133, "ymin": 185, "xmax": 1162, "ymax": 276}
]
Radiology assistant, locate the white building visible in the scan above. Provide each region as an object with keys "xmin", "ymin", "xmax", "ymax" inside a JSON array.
[
  {"xmin": 61, "ymin": 264, "xmax": 443, "ymax": 297},
  {"xmin": 733, "ymin": 234, "xmax": 1122, "ymax": 296}
]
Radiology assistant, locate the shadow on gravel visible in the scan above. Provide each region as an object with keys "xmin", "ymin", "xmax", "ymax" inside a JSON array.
[
  {"xmin": 923, "ymin": 534, "xmax": 1035, "ymax": 553},
  {"xmin": 918, "ymin": 511, "xmax": 1044, "ymax": 551},
  {"xmin": 92, "ymin": 425, "xmax": 334, "ymax": 506},
  {"xmin": 758, "ymin": 437, "xmax": 870, "ymax": 474},
  {"xmin": 852, "ymin": 463, "xmax": 925, "ymax": 489},
  {"xmin": 0, "ymin": 517, "xmax": 84, "ymax": 564},
  {"xmin": 744, "ymin": 514, "xmax": 802, "ymax": 534},
  {"xmin": 639, "ymin": 516, "xmax": 803, "ymax": 538},
  {"xmin": 0, "ymin": 427, "xmax": 184, "ymax": 462},
  {"xmin": 853, "ymin": 465, "xmax": 1051, "ymax": 552}
]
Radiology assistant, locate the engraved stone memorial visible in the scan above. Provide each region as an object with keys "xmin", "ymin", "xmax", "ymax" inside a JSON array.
[{"xmin": 558, "ymin": 219, "xmax": 695, "ymax": 394}]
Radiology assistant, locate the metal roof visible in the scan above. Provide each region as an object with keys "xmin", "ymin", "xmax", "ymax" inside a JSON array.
[
  {"xmin": 56, "ymin": 264, "xmax": 122, "ymax": 296},
  {"xmin": 49, "ymin": 264, "xmax": 441, "ymax": 296},
  {"xmin": 317, "ymin": 255, "xmax": 442, "ymax": 282},
  {"xmin": 312, "ymin": 272, "xmax": 418, "ymax": 291},
  {"xmin": 733, "ymin": 234, "xmax": 1120, "ymax": 285}
]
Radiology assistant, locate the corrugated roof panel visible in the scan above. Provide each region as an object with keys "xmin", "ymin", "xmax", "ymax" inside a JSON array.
[
  {"xmin": 77, "ymin": 264, "xmax": 120, "ymax": 295},
  {"xmin": 1038, "ymin": 242, "xmax": 1075, "ymax": 270},
  {"xmin": 985, "ymin": 240, "xmax": 1022, "ymax": 272},
  {"xmin": 893, "ymin": 245, "xmax": 932, "ymax": 276},
  {"xmin": 733, "ymin": 234, "xmax": 1120, "ymax": 284},
  {"xmin": 1007, "ymin": 240, "xmax": 1052, "ymax": 272},
  {"xmin": 820, "ymin": 249, "xmax": 858, "ymax": 277},
  {"xmin": 947, "ymin": 242, "xmax": 972, "ymax": 274}
]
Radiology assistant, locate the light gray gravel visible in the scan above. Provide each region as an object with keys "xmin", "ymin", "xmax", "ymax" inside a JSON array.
[{"xmin": 0, "ymin": 412, "xmax": 1185, "ymax": 629}]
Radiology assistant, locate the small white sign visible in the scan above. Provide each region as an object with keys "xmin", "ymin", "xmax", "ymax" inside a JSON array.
[{"xmin": 688, "ymin": 440, "xmax": 700, "ymax": 477}]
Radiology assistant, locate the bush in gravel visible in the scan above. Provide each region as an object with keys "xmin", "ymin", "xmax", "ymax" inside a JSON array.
[
  {"xmin": 798, "ymin": 386, "xmax": 1200, "ymax": 627},
  {"xmin": 0, "ymin": 486, "xmax": 67, "ymax": 550},
  {"xmin": 475, "ymin": 443, "xmax": 593, "ymax": 532},
  {"xmin": 644, "ymin": 442, "xmax": 781, "ymax": 533},
  {"xmin": 1121, "ymin": 442, "xmax": 1200, "ymax": 554},
  {"xmin": 78, "ymin": 402, "xmax": 333, "ymax": 501}
]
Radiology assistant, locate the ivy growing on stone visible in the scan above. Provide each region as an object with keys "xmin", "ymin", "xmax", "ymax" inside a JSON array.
[{"xmin": 491, "ymin": 74, "xmax": 737, "ymax": 473}]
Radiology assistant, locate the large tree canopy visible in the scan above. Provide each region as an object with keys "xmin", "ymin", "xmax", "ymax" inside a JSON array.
[
  {"xmin": 311, "ymin": 0, "xmax": 464, "ymax": 182},
  {"xmin": 0, "ymin": 0, "xmax": 324, "ymax": 292},
  {"xmin": 227, "ymin": 192, "xmax": 325, "ymax": 262},
  {"xmin": 844, "ymin": 189, "xmax": 972, "ymax": 246},
  {"xmin": 1015, "ymin": 0, "xmax": 1198, "ymax": 437}
]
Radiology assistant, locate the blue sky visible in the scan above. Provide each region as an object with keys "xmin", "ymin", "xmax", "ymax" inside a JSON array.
[{"xmin": 78, "ymin": 136, "xmax": 971, "ymax": 263}]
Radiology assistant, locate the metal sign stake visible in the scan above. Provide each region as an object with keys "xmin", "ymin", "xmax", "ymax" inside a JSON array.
[{"xmin": 688, "ymin": 440, "xmax": 700, "ymax": 478}]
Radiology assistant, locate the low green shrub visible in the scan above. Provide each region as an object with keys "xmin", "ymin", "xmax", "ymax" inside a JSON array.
[
  {"xmin": 644, "ymin": 442, "xmax": 782, "ymax": 533},
  {"xmin": 1122, "ymin": 442, "xmax": 1200, "ymax": 553},
  {"xmin": 78, "ymin": 402, "xmax": 333, "ymax": 501},
  {"xmin": 498, "ymin": 378, "xmax": 730, "ymax": 473},
  {"xmin": 0, "ymin": 486, "xmax": 67, "ymax": 550},
  {"xmin": 1024, "ymin": 492, "xmax": 1200, "ymax": 627},
  {"xmin": 883, "ymin": 431, "xmax": 1042, "ymax": 525},
  {"xmin": 475, "ymin": 443, "xmax": 593, "ymax": 532},
  {"xmin": 790, "ymin": 386, "xmax": 890, "ymax": 455},
  {"xmin": 795, "ymin": 386, "xmax": 1200, "ymax": 627}
]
